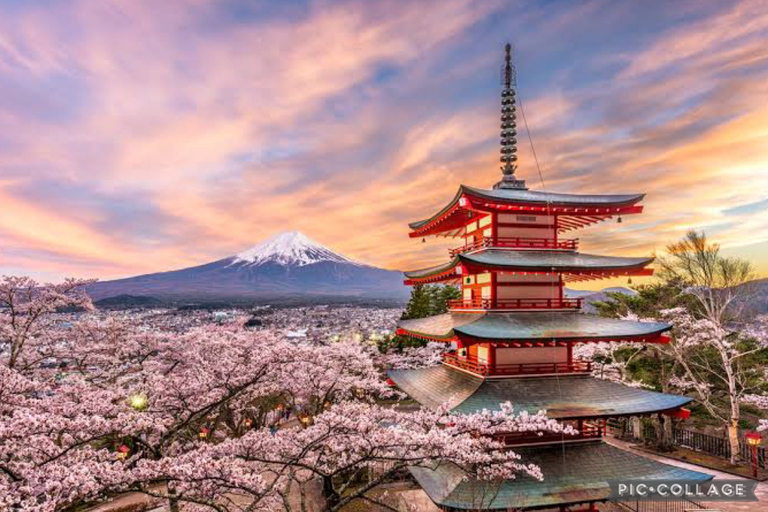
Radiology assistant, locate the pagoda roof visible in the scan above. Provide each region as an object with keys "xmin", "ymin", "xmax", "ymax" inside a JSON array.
[
  {"xmin": 397, "ymin": 312, "xmax": 671, "ymax": 343},
  {"xmin": 388, "ymin": 367, "xmax": 691, "ymax": 417},
  {"xmin": 409, "ymin": 185, "xmax": 645, "ymax": 237},
  {"xmin": 410, "ymin": 441, "xmax": 711, "ymax": 511},
  {"xmin": 403, "ymin": 250, "xmax": 654, "ymax": 283}
]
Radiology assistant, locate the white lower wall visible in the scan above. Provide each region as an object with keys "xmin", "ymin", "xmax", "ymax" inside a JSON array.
[{"xmin": 495, "ymin": 347, "xmax": 568, "ymax": 365}]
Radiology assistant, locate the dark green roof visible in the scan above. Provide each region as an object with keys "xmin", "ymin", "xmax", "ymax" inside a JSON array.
[
  {"xmin": 409, "ymin": 185, "xmax": 645, "ymax": 230},
  {"xmin": 404, "ymin": 256, "xmax": 460, "ymax": 280},
  {"xmin": 410, "ymin": 441, "xmax": 711, "ymax": 510},
  {"xmin": 398, "ymin": 312, "xmax": 671, "ymax": 341},
  {"xmin": 404, "ymin": 250, "xmax": 653, "ymax": 279},
  {"xmin": 388, "ymin": 367, "xmax": 692, "ymax": 417},
  {"xmin": 463, "ymin": 250, "xmax": 653, "ymax": 271}
]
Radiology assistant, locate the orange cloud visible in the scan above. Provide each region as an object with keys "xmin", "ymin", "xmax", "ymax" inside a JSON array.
[{"xmin": 0, "ymin": 0, "xmax": 767, "ymax": 290}]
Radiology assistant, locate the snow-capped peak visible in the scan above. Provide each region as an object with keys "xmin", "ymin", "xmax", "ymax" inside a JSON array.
[{"xmin": 231, "ymin": 231, "xmax": 361, "ymax": 267}]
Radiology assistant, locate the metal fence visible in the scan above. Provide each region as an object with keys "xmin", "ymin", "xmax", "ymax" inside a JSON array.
[
  {"xmin": 617, "ymin": 499, "xmax": 711, "ymax": 512},
  {"xmin": 672, "ymin": 427, "xmax": 767, "ymax": 469},
  {"xmin": 611, "ymin": 418, "xmax": 768, "ymax": 470}
]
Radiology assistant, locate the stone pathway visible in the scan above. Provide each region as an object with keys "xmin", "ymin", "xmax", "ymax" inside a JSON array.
[{"xmin": 606, "ymin": 437, "xmax": 768, "ymax": 512}]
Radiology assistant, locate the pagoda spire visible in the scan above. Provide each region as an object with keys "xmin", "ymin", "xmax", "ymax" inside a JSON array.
[{"xmin": 494, "ymin": 43, "xmax": 527, "ymax": 190}]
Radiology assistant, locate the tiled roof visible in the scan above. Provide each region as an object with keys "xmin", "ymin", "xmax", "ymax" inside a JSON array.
[
  {"xmin": 403, "ymin": 250, "xmax": 653, "ymax": 279},
  {"xmin": 409, "ymin": 185, "xmax": 644, "ymax": 230},
  {"xmin": 410, "ymin": 441, "xmax": 711, "ymax": 510},
  {"xmin": 462, "ymin": 250, "xmax": 653, "ymax": 271},
  {"xmin": 397, "ymin": 312, "xmax": 671, "ymax": 341},
  {"xmin": 388, "ymin": 366, "xmax": 691, "ymax": 417}
]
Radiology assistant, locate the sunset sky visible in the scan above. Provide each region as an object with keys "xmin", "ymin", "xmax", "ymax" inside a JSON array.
[{"xmin": 1, "ymin": 0, "xmax": 767, "ymax": 289}]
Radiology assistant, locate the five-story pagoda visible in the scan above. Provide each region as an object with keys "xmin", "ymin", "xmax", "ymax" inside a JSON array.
[{"xmin": 389, "ymin": 44, "xmax": 711, "ymax": 512}]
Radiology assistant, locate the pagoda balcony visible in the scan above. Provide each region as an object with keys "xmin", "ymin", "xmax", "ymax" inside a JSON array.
[
  {"xmin": 447, "ymin": 297, "xmax": 583, "ymax": 311},
  {"xmin": 442, "ymin": 353, "xmax": 593, "ymax": 377},
  {"xmin": 449, "ymin": 236, "xmax": 578, "ymax": 256},
  {"xmin": 497, "ymin": 421, "xmax": 604, "ymax": 446}
]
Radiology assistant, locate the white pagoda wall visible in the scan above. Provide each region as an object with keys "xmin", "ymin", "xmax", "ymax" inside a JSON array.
[
  {"xmin": 495, "ymin": 273, "xmax": 560, "ymax": 299},
  {"xmin": 495, "ymin": 346, "xmax": 568, "ymax": 365},
  {"xmin": 497, "ymin": 213, "xmax": 555, "ymax": 239}
]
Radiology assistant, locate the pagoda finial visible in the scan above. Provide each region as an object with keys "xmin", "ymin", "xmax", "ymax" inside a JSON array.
[{"xmin": 494, "ymin": 43, "xmax": 527, "ymax": 190}]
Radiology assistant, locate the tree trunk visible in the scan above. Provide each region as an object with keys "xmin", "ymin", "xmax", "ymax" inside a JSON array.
[
  {"xmin": 322, "ymin": 474, "xmax": 339, "ymax": 510},
  {"xmin": 728, "ymin": 420, "xmax": 741, "ymax": 465},
  {"xmin": 655, "ymin": 413, "xmax": 674, "ymax": 452},
  {"xmin": 168, "ymin": 483, "xmax": 181, "ymax": 512}
]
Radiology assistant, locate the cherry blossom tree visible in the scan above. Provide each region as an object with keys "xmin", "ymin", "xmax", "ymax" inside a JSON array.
[
  {"xmin": 380, "ymin": 341, "xmax": 446, "ymax": 370},
  {"xmin": 1, "ymin": 300, "xmax": 568, "ymax": 512},
  {"xmin": 0, "ymin": 276, "xmax": 94, "ymax": 370},
  {"xmin": 661, "ymin": 309, "xmax": 768, "ymax": 463}
]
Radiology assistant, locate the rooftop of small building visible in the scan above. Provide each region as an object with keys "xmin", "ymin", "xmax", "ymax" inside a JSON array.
[
  {"xmin": 388, "ymin": 366, "xmax": 691, "ymax": 417},
  {"xmin": 397, "ymin": 311, "xmax": 671, "ymax": 342},
  {"xmin": 409, "ymin": 441, "xmax": 711, "ymax": 510}
]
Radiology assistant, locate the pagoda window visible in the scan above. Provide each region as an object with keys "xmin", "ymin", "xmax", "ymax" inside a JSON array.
[{"xmin": 476, "ymin": 345, "xmax": 490, "ymax": 365}]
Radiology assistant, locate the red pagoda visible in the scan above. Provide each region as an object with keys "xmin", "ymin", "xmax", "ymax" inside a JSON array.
[{"xmin": 388, "ymin": 44, "xmax": 711, "ymax": 512}]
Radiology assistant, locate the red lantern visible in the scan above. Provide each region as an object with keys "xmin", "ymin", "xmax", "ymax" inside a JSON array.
[
  {"xmin": 664, "ymin": 407, "xmax": 691, "ymax": 419},
  {"xmin": 117, "ymin": 444, "xmax": 130, "ymax": 460},
  {"xmin": 746, "ymin": 432, "xmax": 762, "ymax": 478},
  {"xmin": 199, "ymin": 427, "xmax": 210, "ymax": 439}
]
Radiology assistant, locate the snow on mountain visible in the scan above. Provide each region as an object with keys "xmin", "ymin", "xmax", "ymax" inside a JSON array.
[
  {"xmin": 87, "ymin": 231, "xmax": 406, "ymax": 304},
  {"xmin": 231, "ymin": 231, "xmax": 361, "ymax": 267}
]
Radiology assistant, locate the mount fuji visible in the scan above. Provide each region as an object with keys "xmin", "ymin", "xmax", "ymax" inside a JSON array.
[{"xmin": 87, "ymin": 232, "xmax": 408, "ymax": 304}]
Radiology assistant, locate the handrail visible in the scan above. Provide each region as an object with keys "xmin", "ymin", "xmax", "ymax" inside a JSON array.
[
  {"xmin": 450, "ymin": 236, "xmax": 578, "ymax": 255},
  {"xmin": 442, "ymin": 353, "xmax": 593, "ymax": 376},
  {"xmin": 447, "ymin": 297, "xmax": 583, "ymax": 311},
  {"xmin": 497, "ymin": 422, "xmax": 603, "ymax": 445}
]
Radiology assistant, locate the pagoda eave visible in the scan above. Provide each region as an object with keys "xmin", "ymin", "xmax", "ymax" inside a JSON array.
[
  {"xmin": 408, "ymin": 186, "xmax": 646, "ymax": 238},
  {"xmin": 396, "ymin": 312, "xmax": 672, "ymax": 345},
  {"xmin": 409, "ymin": 441, "xmax": 711, "ymax": 511},
  {"xmin": 395, "ymin": 328, "xmax": 457, "ymax": 343},
  {"xmin": 395, "ymin": 329, "xmax": 672, "ymax": 346},
  {"xmin": 403, "ymin": 254, "xmax": 655, "ymax": 285},
  {"xmin": 454, "ymin": 332, "xmax": 672, "ymax": 346}
]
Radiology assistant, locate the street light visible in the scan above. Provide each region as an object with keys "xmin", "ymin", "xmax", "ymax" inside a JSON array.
[
  {"xmin": 745, "ymin": 431, "xmax": 762, "ymax": 478},
  {"xmin": 128, "ymin": 393, "xmax": 148, "ymax": 411}
]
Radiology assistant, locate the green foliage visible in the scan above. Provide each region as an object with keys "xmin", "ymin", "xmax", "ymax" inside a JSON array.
[
  {"xmin": 592, "ymin": 281, "xmax": 695, "ymax": 321},
  {"xmin": 375, "ymin": 333, "xmax": 429, "ymax": 353},
  {"xmin": 392, "ymin": 284, "xmax": 461, "ymax": 351},
  {"xmin": 400, "ymin": 284, "xmax": 460, "ymax": 320}
]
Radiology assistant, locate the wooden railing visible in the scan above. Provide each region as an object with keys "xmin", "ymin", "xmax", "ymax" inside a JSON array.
[
  {"xmin": 450, "ymin": 236, "xmax": 578, "ymax": 255},
  {"xmin": 447, "ymin": 297, "xmax": 583, "ymax": 311},
  {"xmin": 497, "ymin": 421, "xmax": 603, "ymax": 445},
  {"xmin": 442, "ymin": 353, "xmax": 593, "ymax": 377}
]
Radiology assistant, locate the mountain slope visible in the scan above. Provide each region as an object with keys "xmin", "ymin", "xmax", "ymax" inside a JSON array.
[{"xmin": 88, "ymin": 232, "xmax": 408, "ymax": 303}]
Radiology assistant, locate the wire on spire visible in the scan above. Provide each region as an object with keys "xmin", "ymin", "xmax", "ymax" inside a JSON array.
[{"xmin": 494, "ymin": 43, "xmax": 527, "ymax": 190}]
